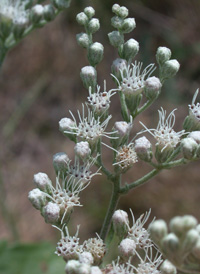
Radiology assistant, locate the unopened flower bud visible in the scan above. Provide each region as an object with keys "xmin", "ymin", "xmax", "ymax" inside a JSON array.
[
  {"xmin": 156, "ymin": 47, "xmax": 171, "ymax": 66},
  {"xmin": 43, "ymin": 202, "xmax": 60, "ymax": 224},
  {"xmin": 84, "ymin": 7, "xmax": 95, "ymax": 19},
  {"xmin": 74, "ymin": 142, "xmax": 91, "ymax": 159},
  {"xmin": 122, "ymin": 38, "xmax": 139, "ymax": 62},
  {"xmin": 118, "ymin": 238, "xmax": 136, "ymax": 260},
  {"xmin": 118, "ymin": 6, "xmax": 129, "ymax": 19},
  {"xmin": 170, "ymin": 215, "xmax": 197, "ymax": 237},
  {"xmin": 59, "ymin": 118, "xmax": 75, "ymax": 132},
  {"xmin": 78, "ymin": 264, "xmax": 91, "ymax": 274},
  {"xmin": 91, "ymin": 266, "xmax": 102, "ymax": 274},
  {"xmin": 112, "ymin": 209, "xmax": 129, "ymax": 238},
  {"xmin": 144, "ymin": 77, "xmax": 162, "ymax": 99},
  {"xmin": 114, "ymin": 121, "xmax": 131, "ymax": 137},
  {"xmin": 53, "ymin": 152, "xmax": 69, "ymax": 173},
  {"xmin": 111, "ymin": 58, "xmax": 127, "ymax": 81},
  {"xmin": 65, "ymin": 260, "xmax": 81, "ymax": 274},
  {"xmin": 182, "ymin": 229, "xmax": 199, "ymax": 254},
  {"xmin": 162, "ymin": 59, "xmax": 180, "ymax": 79},
  {"xmin": 76, "ymin": 12, "xmax": 88, "ymax": 26},
  {"xmin": 149, "ymin": 219, "xmax": 168, "ymax": 245},
  {"xmin": 121, "ymin": 18, "xmax": 136, "ymax": 33},
  {"xmin": 181, "ymin": 137, "xmax": 197, "ymax": 159},
  {"xmin": 135, "ymin": 136, "xmax": 152, "ymax": 162},
  {"xmin": 88, "ymin": 18, "xmax": 100, "ymax": 34},
  {"xmin": 80, "ymin": 66, "xmax": 97, "ymax": 90},
  {"xmin": 160, "ymin": 260, "xmax": 177, "ymax": 274},
  {"xmin": 88, "ymin": 42, "xmax": 104, "ymax": 66},
  {"xmin": 28, "ymin": 188, "xmax": 46, "ymax": 210},
  {"xmin": 79, "ymin": 252, "xmax": 94, "ymax": 265},
  {"xmin": 33, "ymin": 172, "xmax": 52, "ymax": 192},
  {"xmin": 13, "ymin": 21, "xmax": 27, "ymax": 40},
  {"xmin": 193, "ymin": 238, "xmax": 200, "ymax": 259},
  {"xmin": 76, "ymin": 33, "xmax": 90, "ymax": 48},
  {"xmin": 0, "ymin": 15, "xmax": 12, "ymax": 39},
  {"xmin": 162, "ymin": 233, "xmax": 180, "ymax": 255},
  {"xmin": 108, "ymin": 31, "xmax": 124, "ymax": 48},
  {"xmin": 43, "ymin": 4, "xmax": 55, "ymax": 21},
  {"xmin": 112, "ymin": 4, "xmax": 120, "ymax": 15},
  {"xmin": 188, "ymin": 131, "xmax": 200, "ymax": 144},
  {"xmin": 111, "ymin": 16, "xmax": 123, "ymax": 29},
  {"xmin": 52, "ymin": 0, "xmax": 71, "ymax": 10},
  {"xmin": 31, "ymin": 5, "xmax": 44, "ymax": 24}
]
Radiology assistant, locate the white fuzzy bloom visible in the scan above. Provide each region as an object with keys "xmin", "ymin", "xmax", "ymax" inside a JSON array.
[
  {"xmin": 63, "ymin": 104, "xmax": 114, "ymax": 145},
  {"xmin": 56, "ymin": 226, "xmax": 83, "ymax": 262},
  {"xmin": 114, "ymin": 121, "xmax": 132, "ymax": 137},
  {"xmin": 65, "ymin": 260, "xmax": 81, "ymax": 274},
  {"xmin": 116, "ymin": 61, "xmax": 156, "ymax": 96},
  {"xmin": 32, "ymin": 4, "xmax": 43, "ymax": 15},
  {"xmin": 83, "ymin": 236, "xmax": 106, "ymax": 265},
  {"xmin": 112, "ymin": 209, "xmax": 129, "ymax": 227},
  {"xmin": 59, "ymin": 117, "xmax": 75, "ymax": 132},
  {"xmin": 28, "ymin": 188, "xmax": 46, "ymax": 210},
  {"xmin": 114, "ymin": 143, "xmax": 137, "ymax": 170},
  {"xmin": 109, "ymin": 258, "xmax": 134, "ymax": 274},
  {"xmin": 79, "ymin": 252, "xmax": 94, "ymax": 265},
  {"xmin": 135, "ymin": 136, "xmax": 151, "ymax": 154},
  {"xmin": 189, "ymin": 89, "xmax": 200, "ymax": 125},
  {"xmin": 53, "ymin": 152, "xmax": 69, "ymax": 172},
  {"xmin": 128, "ymin": 209, "xmax": 153, "ymax": 249},
  {"xmin": 0, "ymin": 0, "xmax": 29, "ymax": 25},
  {"xmin": 43, "ymin": 202, "xmax": 60, "ymax": 224},
  {"xmin": 74, "ymin": 141, "xmax": 91, "ymax": 159},
  {"xmin": 118, "ymin": 238, "xmax": 136, "ymax": 259},
  {"xmin": 33, "ymin": 172, "xmax": 52, "ymax": 192},
  {"xmin": 134, "ymin": 251, "xmax": 162, "ymax": 274},
  {"xmin": 188, "ymin": 131, "xmax": 200, "ymax": 144},
  {"xmin": 87, "ymin": 83, "xmax": 116, "ymax": 115},
  {"xmin": 141, "ymin": 108, "xmax": 185, "ymax": 151},
  {"xmin": 90, "ymin": 266, "xmax": 102, "ymax": 274}
]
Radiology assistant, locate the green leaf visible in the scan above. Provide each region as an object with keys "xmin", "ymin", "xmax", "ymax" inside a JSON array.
[{"xmin": 0, "ymin": 240, "xmax": 65, "ymax": 274}]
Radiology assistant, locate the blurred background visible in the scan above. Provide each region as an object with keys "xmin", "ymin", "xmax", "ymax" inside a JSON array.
[{"xmin": 0, "ymin": 0, "xmax": 200, "ymax": 249}]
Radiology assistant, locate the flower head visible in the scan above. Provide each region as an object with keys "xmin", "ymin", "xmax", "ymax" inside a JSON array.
[
  {"xmin": 141, "ymin": 108, "xmax": 185, "ymax": 152},
  {"xmin": 128, "ymin": 209, "xmax": 153, "ymax": 249},
  {"xmin": 114, "ymin": 143, "xmax": 137, "ymax": 171},
  {"xmin": 87, "ymin": 82, "xmax": 116, "ymax": 115},
  {"xmin": 63, "ymin": 104, "xmax": 114, "ymax": 145},
  {"xmin": 55, "ymin": 226, "xmax": 83, "ymax": 262},
  {"xmin": 114, "ymin": 61, "xmax": 156, "ymax": 96},
  {"xmin": 83, "ymin": 235, "xmax": 106, "ymax": 265},
  {"xmin": 0, "ymin": 0, "xmax": 29, "ymax": 25}
]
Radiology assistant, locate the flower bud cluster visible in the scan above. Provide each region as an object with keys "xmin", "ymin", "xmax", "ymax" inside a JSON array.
[
  {"xmin": 150, "ymin": 215, "xmax": 200, "ymax": 270},
  {"xmin": 76, "ymin": 7, "xmax": 103, "ymax": 69},
  {"xmin": 29, "ymin": 148, "xmax": 100, "ymax": 225},
  {"xmin": 156, "ymin": 47, "xmax": 180, "ymax": 81},
  {"xmin": 108, "ymin": 4, "xmax": 138, "ymax": 63},
  {"xmin": 55, "ymin": 226, "xmax": 105, "ymax": 273},
  {"xmin": 108, "ymin": 209, "xmax": 163, "ymax": 273},
  {"xmin": 0, "ymin": 0, "xmax": 69, "ymax": 51}
]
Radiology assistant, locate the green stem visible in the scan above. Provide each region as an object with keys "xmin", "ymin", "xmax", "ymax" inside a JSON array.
[
  {"xmin": 100, "ymin": 175, "xmax": 121, "ymax": 241},
  {"xmin": 120, "ymin": 168, "xmax": 160, "ymax": 193},
  {"xmin": 96, "ymin": 139, "xmax": 113, "ymax": 179},
  {"xmin": 132, "ymin": 97, "xmax": 157, "ymax": 119},
  {"xmin": 157, "ymin": 158, "xmax": 187, "ymax": 169},
  {"xmin": 119, "ymin": 91, "xmax": 130, "ymax": 122}
]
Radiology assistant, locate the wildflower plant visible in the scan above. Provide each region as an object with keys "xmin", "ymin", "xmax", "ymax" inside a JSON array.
[
  {"xmin": 0, "ymin": 0, "xmax": 72, "ymax": 67},
  {"xmin": 28, "ymin": 3, "xmax": 200, "ymax": 274}
]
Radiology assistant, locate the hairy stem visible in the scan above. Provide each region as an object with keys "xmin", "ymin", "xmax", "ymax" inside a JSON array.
[{"xmin": 100, "ymin": 175, "xmax": 121, "ymax": 241}]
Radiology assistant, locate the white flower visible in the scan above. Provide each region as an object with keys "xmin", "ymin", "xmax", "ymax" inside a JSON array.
[
  {"xmin": 141, "ymin": 108, "xmax": 185, "ymax": 151},
  {"xmin": 130, "ymin": 248, "xmax": 162, "ymax": 274},
  {"xmin": 66, "ymin": 155, "xmax": 101, "ymax": 186},
  {"xmin": 63, "ymin": 104, "xmax": 114, "ymax": 144},
  {"xmin": 108, "ymin": 258, "xmax": 134, "ymax": 274},
  {"xmin": 127, "ymin": 209, "xmax": 153, "ymax": 249},
  {"xmin": 87, "ymin": 82, "xmax": 116, "ymax": 115},
  {"xmin": 55, "ymin": 226, "xmax": 83, "ymax": 262},
  {"xmin": 83, "ymin": 235, "xmax": 106, "ymax": 265},
  {"xmin": 189, "ymin": 89, "xmax": 200, "ymax": 125},
  {"xmin": 0, "ymin": 0, "xmax": 29, "ymax": 25},
  {"xmin": 113, "ymin": 61, "xmax": 156, "ymax": 96},
  {"xmin": 114, "ymin": 143, "xmax": 138, "ymax": 171}
]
